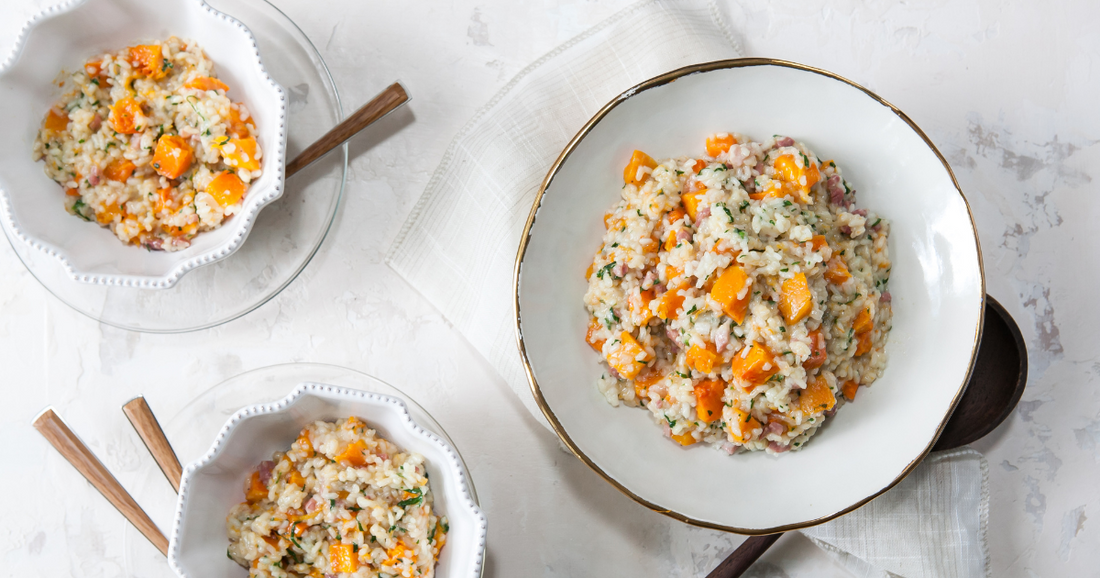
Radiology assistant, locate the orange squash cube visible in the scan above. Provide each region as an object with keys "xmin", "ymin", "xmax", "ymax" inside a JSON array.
[
  {"xmin": 629, "ymin": 289, "xmax": 656, "ymax": 324},
  {"xmin": 227, "ymin": 104, "xmax": 254, "ymax": 138},
  {"xmin": 184, "ymin": 76, "xmax": 229, "ymax": 93},
  {"xmin": 671, "ymin": 431, "xmax": 697, "ymax": 446},
  {"xmin": 633, "ymin": 369, "xmax": 664, "ymax": 400},
  {"xmin": 841, "ymin": 380, "xmax": 859, "ymax": 401},
  {"xmin": 686, "ymin": 342, "xmax": 720, "ymax": 374},
  {"xmin": 825, "ymin": 256, "xmax": 852, "ymax": 285},
  {"xmin": 691, "ymin": 159, "xmax": 707, "ymax": 173},
  {"xmin": 104, "ymin": 159, "xmax": 136, "ymax": 182},
  {"xmin": 802, "ymin": 328, "xmax": 827, "ymax": 370},
  {"xmin": 44, "ymin": 108, "xmax": 69, "ymax": 131},
  {"xmin": 215, "ymin": 136, "xmax": 261, "ymax": 171},
  {"xmin": 852, "ymin": 308, "xmax": 873, "ymax": 335},
  {"xmin": 152, "ymin": 135, "xmax": 194, "ymax": 179},
  {"xmin": 727, "ymin": 407, "xmax": 761, "ymax": 443},
  {"xmin": 656, "ymin": 285, "xmax": 686, "ymax": 320},
  {"xmin": 129, "ymin": 44, "xmax": 169, "ymax": 79},
  {"xmin": 605, "ymin": 331, "xmax": 650, "ymax": 380},
  {"xmin": 329, "ymin": 543, "xmax": 359, "ymax": 573},
  {"xmin": 705, "ymin": 133, "xmax": 737, "ymax": 157},
  {"xmin": 854, "ymin": 330, "xmax": 873, "ymax": 356},
  {"xmin": 206, "ymin": 171, "xmax": 248, "ymax": 206},
  {"xmin": 666, "ymin": 207, "xmax": 686, "ymax": 224},
  {"xmin": 245, "ymin": 470, "xmax": 267, "ymax": 503},
  {"xmin": 335, "ymin": 440, "xmax": 369, "ymax": 467},
  {"xmin": 710, "ymin": 265, "xmax": 752, "ymax": 324},
  {"xmin": 797, "ymin": 375, "xmax": 837, "ymax": 414},
  {"xmin": 110, "ymin": 97, "xmax": 143, "ymax": 134},
  {"xmin": 585, "ymin": 318, "xmax": 606, "ymax": 352},
  {"xmin": 693, "ymin": 378, "xmax": 725, "ymax": 423},
  {"xmin": 809, "ymin": 235, "xmax": 828, "ymax": 251},
  {"xmin": 730, "ymin": 342, "xmax": 779, "ymax": 387},
  {"xmin": 96, "ymin": 203, "xmax": 123, "ymax": 225},
  {"xmin": 771, "ymin": 154, "xmax": 820, "ymax": 204},
  {"xmin": 623, "ymin": 150, "xmax": 658, "ymax": 185},
  {"xmin": 778, "ymin": 273, "xmax": 813, "ymax": 324},
  {"xmin": 682, "ymin": 190, "xmax": 704, "ymax": 221}
]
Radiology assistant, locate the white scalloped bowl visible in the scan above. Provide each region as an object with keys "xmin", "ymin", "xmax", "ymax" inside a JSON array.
[
  {"xmin": 0, "ymin": 0, "xmax": 286, "ymax": 288},
  {"xmin": 169, "ymin": 383, "xmax": 487, "ymax": 578}
]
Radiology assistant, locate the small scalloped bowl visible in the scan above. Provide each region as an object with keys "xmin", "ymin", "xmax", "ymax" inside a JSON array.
[
  {"xmin": 169, "ymin": 383, "xmax": 487, "ymax": 578},
  {"xmin": 0, "ymin": 0, "xmax": 286, "ymax": 288}
]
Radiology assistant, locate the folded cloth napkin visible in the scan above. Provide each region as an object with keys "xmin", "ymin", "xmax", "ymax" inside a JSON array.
[{"xmin": 387, "ymin": 1, "xmax": 988, "ymax": 575}]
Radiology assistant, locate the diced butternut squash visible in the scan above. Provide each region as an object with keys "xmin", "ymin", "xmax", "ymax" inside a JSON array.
[
  {"xmin": 666, "ymin": 207, "xmax": 685, "ymax": 224},
  {"xmin": 586, "ymin": 318, "xmax": 606, "ymax": 352},
  {"xmin": 296, "ymin": 430, "xmax": 314, "ymax": 455},
  {"xmin": 330, "ymin": 543, "xmax": 359, "ymax": 573},
  {"xmin": 245, "ymin": 470, "xmax": 267, "ymax": 503},
  {"xmin": 214, "ymin": 136, "xmax": 261, "ymax": 171},
  {"xmin": 825, "ymin": 256, "xmax": 852, "ymax": 284},
  {"xmin": 227, "ymin": 104, "xmax": 254, "ymax": 138},
  {"xmin": 705, "ymin": 133, "xmax": 737, "ymax": 157},
  {"xmin": 606, "ymin": 331, "xmax": 650, "ymax": 380},
  {"xmin": 151, "ymin": 135, "xmax": 193, "ymax": 179},
  {"xmin": 841, "ymin": 380, "xmax": 859, "ymax": 401},
  {"xmin": 656, "ymin": 285, "xmax": 686, "ymax": 320},
  {"xmin": 110, "ymin": 97, "xmax": 143, "ymax": 134},
  {"xmin": 664, "ymin": 265, "xmax": 684, "ymax": 283},
  {"xmin": 663, "ymin": 231, "xmax": 679, "ymax": 251},
  {"xmin": 686, "ymin": 342, "xmax": 720, "ymax": 374},
  {"xmin": 96, "ymin": 203, "xmax": 122, "ymax": 225},
  {"xmin": 671, "ymin": 431, "xmax": 697, "ymax": 446},
  {"xmin": 335, "ymin": 440, "xmax": 369, "ymax": 467},
  {"xmin": 633, "ymin": 369, "xmax": 664, "ymax": 400},
  {"xmin": 103, "ymin": 159, "xmax": 136, "ymax": 182},
  {"xmin": 44, "ymin": 108, "xmax": 68, "ymax": 131},
  {"xmin": 261, "ymin": 534, "xmax": 280, "ymax": 549},
  {"xmin": 691, "ymin": 159, "xmax": 707, "ymax": 173},
  {"xmin": 128, "ymin": 44, "xmax": 169, "ymax": 80},
  {"xmin": 292, "ymin": 521, "xmax": 309, "ymax": 538},
  {"xmin": 287, "ymin": 467, "xmax": 305, "ymax": 488},
  {"xmin": 778, "ymin": 273, "xmax": 813, "ymax": 324},
  {"xmin": 852, "ymin": 308, "xmax": 873, "ymax": 335},
  {"xmin": 854, "ymin": 330, "xmax": 873, "ymax": 356},
  {"xmin": 693, "ymin": 378, "xmax": 725, "ymax": 423},
  {"xmin": 585, "ymin": 262, "xmax": 594, "ymax": 280},
  {"xmin": 809, "ymin": 235, "xmax": 828, "ymax": 251},
  {"xmin": 623, "ymin": 150, "xmax": 657, "ymax": 185},
  {"xmin": 629, "ymin": 289, "xmax": 655, "ymax": 324},
  {"xmin": 803, "ymin": 328, "xmax": 827, "ymax": 370},
  {"xmin": 184, "ymin": 76, "xmax": 229, "ymax": 93},
  {"xmin": 771, "ymin": 153, "xmax": 820, "ymax": 204},
  {"xmin": 709, "ymin": 265, "xmax": 751, "ymax": 324},
  {"xmin": 682, "ymin": 190, "xmax": 704, "ymax": 221},
  {"xmin": 730, "ymin": 342, "xmax": 779, "ymax": 387},
  {"xmin": 385, "ymin": 541, "xmax": 416, "ymax": 566},
  {"xmin": 727, "ymin": 407, "xmax": 761, "ymax": 444},
  {"xmin": 206, "ymin": 171, "xmax": 247, "ymax": 206},
  {"xmin": 797, "ymin": 375, "xmax": 837, "ymax": 414}
]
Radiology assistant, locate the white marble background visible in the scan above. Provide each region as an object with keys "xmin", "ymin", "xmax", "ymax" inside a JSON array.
[{"xmin": 1, "ymin": 0, "xmax": 1096, "ymax": 576}]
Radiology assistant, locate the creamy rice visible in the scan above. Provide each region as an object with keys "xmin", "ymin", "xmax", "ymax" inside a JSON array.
[
  {"xmin": 227, "ymin": 417, "xmax": 447, "ymax": 577},
  {"xmin": 584, "ymin": 133, "xmax": 892, "ymax": 454},
  {"xmin": 32, "ymin": 36, "xmax": 262, "ymax": 251}
]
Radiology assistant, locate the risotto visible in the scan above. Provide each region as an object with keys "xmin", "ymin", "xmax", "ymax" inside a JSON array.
[
  {"xmin": 32, "ymin": 36, "xmax": 262, "ymax": 251},
  {"xmin": 583, "ymin": 133, "xmax": 892, "ymax": 454},
  {"xmin": 227, "ymin": 417, "xmax": 448, "ymax": 578}
]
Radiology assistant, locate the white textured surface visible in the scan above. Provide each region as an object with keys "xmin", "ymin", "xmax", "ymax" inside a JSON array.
[{"xmin": 0, "ymin": 1, "xmax": 1096, "ymax": 576}]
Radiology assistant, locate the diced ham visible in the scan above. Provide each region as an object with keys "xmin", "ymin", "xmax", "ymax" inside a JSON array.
[
  {"xmin": 143, "ymin": 238, "xmax": 163, "ymax": 251},
  {"xmin": 766, "ymin": 420, "xmax": 786, "ymax": 436},
  {"xmin": 87, "ymin": 166, "xmax": 101, "ymax": 186},
  {"xmin": 89, "ymin": 114, "xmax": 102, "ymax": 132},
  {"xmin": 642, "ymin": 269, "xmax": 656, "ymax": 289},
  {"xmin": 713, "ymin": 322, "xmax": 730, "ymax": 353},
  {"xmin": 768, "ymin": 441, "xmax": 790, "ymax": 453},
  {"xmin": 613, "ymin": 262, "xmax": 628, "ymax": 278},
  {"xmin": 881, "ymin": 291, "xmax": 892, "ymax": 303},
  {"xmin": 609, "ymin": 368, "xmax": 622, "ymax": 380},
  {"xmin": 824, "ymin": 407, "xmax": 838, "ymax": 418},
  {"xmin": 257, "ymin": 460, "xmax": 274, "ymax": 484},
  {"xmin": 840, "ymin": 225, "xmax": 852, "ymax": 235},
  {"xmin": 305, "ymin": 496, "xmax": 322, "ymax": 514},
  {"xmin": 852, "ymin": 209, "xmax": 868, "ymax": 217},
  {"xmin": 828, "ymin": 175, "xmax": 845, "ymax": 205},
  {"xmin": 694, "ymin": 206, "xmax": 711, "ymax": 228}
]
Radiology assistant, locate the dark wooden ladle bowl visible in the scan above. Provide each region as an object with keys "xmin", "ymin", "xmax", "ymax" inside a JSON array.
[{"xmin": 708, "ymin": 295, "xmax": 1028, "ymax": 577}]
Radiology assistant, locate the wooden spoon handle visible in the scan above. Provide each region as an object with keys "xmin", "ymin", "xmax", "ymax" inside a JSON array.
[
  {"xmin": 705, "ymin": 534, "xmax": 782, "ymax": 578},
  {"xmin": 122, "ymin": 397, "xmax": 183, "ymax": 493},
  {"xmin": 285, "ymin": 81, "xmax": 409, "ymax": 178},
  {"xmin": 32, "ymin": 408, "xmax": 169, "ymax": 557}
]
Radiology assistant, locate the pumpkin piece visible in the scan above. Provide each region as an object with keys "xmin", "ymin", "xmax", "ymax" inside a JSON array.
[
  {"xmin": 841, "ymin": 380, "xmax": 859, "ymax": 401},
  {"xmin": 227, "ymin": 104, "xmax": 254, "ymax": 138},
  {"xmin": 809, "ymin": 235, "xmax": 828, "ymax": 251},
  {"xmin": 656, "ymin": 285, "xmax": 686, "ymax": 320},
  {"xmin": 103, "ymin": 159, "xmax": 136, "ymax": 182},
  {"xmin": 686, "ymin": 342, "xmax": 720, "ymax": 374},
  {"xmin": 287, "ymin": 467, "xmax": 305, "ymax": 488},
  {"xmin": 245, "ymin": 470, "xmax": 267, "ymax": 503},
  {"xmin": 84, "ymin": 59, "xmax": 110, "ymax": 85},
  {"xmin": 162, "ymin": 220, "xmax": 198, "ymax": 237},
  {"xmin": 803, "ymin": 328, "xmax": 827, "ymax": 370},
  {"xmin": 693, "ymin": 378, "xmax": 725, "ymax": 423},
  {"xmin": 797, "ymin": 375, "xmax": 837, "ymax": 414},
  {"xmin": 585, "ymin": 318, "xmax": 606, "ymax": 352},
  {"xmin": 727, "ymin": 407, "xmax": 762, "ymax": 443},
  {"xmin": 709, "ymin": 265, "xmax": 752, "ymax": 324},
  {"xmin": 295, "ymin": 430, "xmax": 314, "ymax": 455},
  {"xmin": 334, "ymin": 440, "xmax": 369, "ymax": 467},
  {"xmin": 110, "ymin": 97, "xmax": 144, "ymax": 134},
  {"xmin": 771, "ymin": 153, "xmax": 820, "ymax": 204},
  {"xmin": 854, "ymin": 330, "xmax": 873, "ymax": 356},
  {"xmin": 671, "ymin": 431, "xmax": 697, "ymax": 446},
  {"xmin": 730, "ymin": 342, "xmax": 779, "ymax": 387},
  {"xmin": 605, "ymin": 331, "xmax": 650, "ymax": 380},
  {"xmin": 96, "ymin": 203, "xmax": 123, "ymax": 225},
  {"xmin": 585, "ymin": 262, "xmax": 594, "ymax": 280},
  {"xmin": 44, "ymin": 108, "xmax": 69, "ymax": 131},
  {"xmin": 778, "ymin": 273, "xmax": 813, "ymax": 324},
  {"xmin": 128, "ymin": 44, "xmax": 168, "ymax": 79},
  {"xmin": 629, "ymin": 288, "xmax": 656, "ymax": 324},
  {"xmin": 183, "ymin": 76, "xmax": 229, "ymax": 93},
  {"xmin": 291, "ymin": 521, "xmax": 309, "ymax": 538},
  {"xmin": 154, "ymin": 187, "xmax": 176, "ymax": 215},
  {"xmin": 330, "ymin": 543, "xmax": 359, "ymax": 573},
  {"xmin": 691, "ymin": 159, "xmax": 707, "ymax": 173},
  {"xmin": 705, "ymin": 133, "xmax": 737, "ymax": 157},
  {"xmin": 150, "ymin": 135, "xmax": 193, "ymax": 179},
  {"xmin": 206, "ymin": 171, "xmax": 248, "ymax": 206},
  {"xmin": 825, "ymin": 256, "xmax": 852, "ymax": 285},
  {"xmin": 852, "ymin": 308, "xmax": 873, "ymax": 336},
  {"xmin": 663, "ymin": 230, "xmax": 680, "ymax": 251},
  {"xmin": 214, "ymin": 136, "xmax": 261, "ymax": 171},
  {"xmin": 682, "ymin": 190, "xmax": 705, "ymax": 221},
  {"xmin": 633, "ymin": 369, "xmax": 664, "ymax": 400},
  {"xmin": 664, "ymin": 265, "xmax": 684, "ymax": 283},
  {"xmin": 65, "ymin": 185, "xmax": 81, "ymax": 197},
  {"xmin": 666, "ymin": 207, "xmax": 686, "ymax": 224},
  {"xmin": 623, "ymin": 150, "xmax": 658, "ymax": 185}
]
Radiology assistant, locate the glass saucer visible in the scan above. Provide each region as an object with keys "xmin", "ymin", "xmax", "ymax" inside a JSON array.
[
  {"xmin": 122, "ymin": 362, "xmax": 479, "ymax": 576},
  {"xmin": 2, "ymin": 0, "xmax": 346, "ymax": 333}
]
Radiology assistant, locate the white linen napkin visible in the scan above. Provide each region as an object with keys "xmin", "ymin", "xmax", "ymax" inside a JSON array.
[{"xmin": 386, "ymin": 1, "xmax": 988, "ymax": 575}]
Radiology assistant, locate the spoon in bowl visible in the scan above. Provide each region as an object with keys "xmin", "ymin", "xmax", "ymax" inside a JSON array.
[{"xmin": 706, "ymin": 295, "xmax": 1028, "ymax": 578}]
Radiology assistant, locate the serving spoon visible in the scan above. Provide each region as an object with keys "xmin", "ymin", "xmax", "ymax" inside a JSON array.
[
  {"xmin": 707, "ymin": 294, "xmax": 1029, "ymax": 578},
  {"xmin": 30, "ymin": 80, "xmax": 410, "ymax": 556}
]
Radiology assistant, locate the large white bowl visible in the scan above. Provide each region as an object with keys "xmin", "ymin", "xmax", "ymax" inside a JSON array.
[
  {"xmin": 515, "ymin": 59, "xmax": 985, "ymax": 534},
  {"xmin": 0, "ymin": 0, "xmax": 286, "ymax": 288},
  {"xmin": 169, "ymin": 382, "xmax": 487, "ymax": 578}
]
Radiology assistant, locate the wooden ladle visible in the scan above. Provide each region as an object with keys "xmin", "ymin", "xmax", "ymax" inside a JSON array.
[{"xmin": 707, "ymin": 295, "xmax": 1029, "ymax": 577}]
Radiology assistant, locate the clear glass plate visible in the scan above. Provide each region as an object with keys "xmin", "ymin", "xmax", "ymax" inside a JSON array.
[
  {"xmin": 1, "ymin": 0, "xmax": 346, "ymax": 333},
  {"xmin": 122, "ymin": 362, "xmax": 479, "ymax": 576}
]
